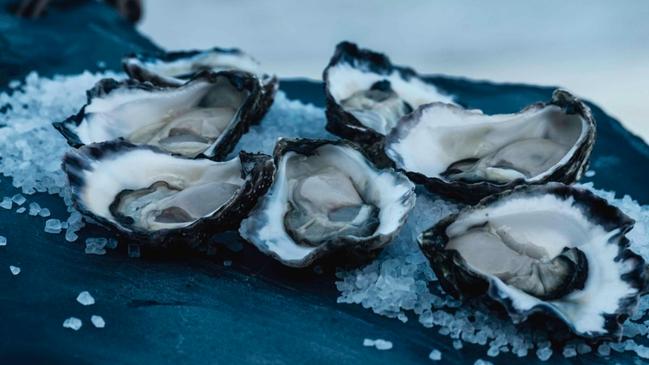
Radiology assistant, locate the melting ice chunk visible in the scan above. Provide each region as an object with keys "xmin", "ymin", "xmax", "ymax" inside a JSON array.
[{"xmin": 76, "ymin": 291, "xmax": 95, "ymax": 306}]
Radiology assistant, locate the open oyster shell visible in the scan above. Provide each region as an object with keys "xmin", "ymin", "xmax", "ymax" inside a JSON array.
[
  {"xmin": 418, "ymin": 183, "xmax": 648, "ymax": 339},
  {"xmin": 323, "ymin": 41, "xmax": 453, "ymax": 164},
  {"xmin": 122, "ymin": 47, "xmax": 278, "ymax": 119},
  {"xmin": 239, "ymin": 138, "xmax": 416, "ymax": 267},
  {"xmin": 385, "ymin": 89, "xmax": 596, "ymax": 203},
  {"xmin": 62, "ymin": 140, "xmax": 274, "ymax": 248},
  {"xmin": 54, "ymin": 70, "xmax": 269, "ymax": 160}
]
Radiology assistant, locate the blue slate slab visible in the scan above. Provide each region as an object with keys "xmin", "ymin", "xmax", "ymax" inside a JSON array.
[{"xmin": 1, "ymin": 1, "xmax": 648, "ymax": 364}]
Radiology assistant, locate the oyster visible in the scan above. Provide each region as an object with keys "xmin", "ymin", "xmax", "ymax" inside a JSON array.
[
  {"xmin": 323, "ymin": 41, "xmax": 453, "ymax": 162},
  {"xmin": 239, "ymin": 138, "xmax": 416, "ymax": 267},
  {"xmin": 62, "ymin": 140, "xmax": 274, "ymax": 247},
  {"xmin": 123, "ymin": 47, "xmax": 278, "ymax": 117},
  {"xmin": 418, "ymin": 183, "xmax": 648, "ymax": 338},
  {"xmin": 385, "ymin": 89, "xmax": 596, "ymax": 203},
  {"xmin": 54, "ymin": 70, "xmax": 269, "ymax": 159}
]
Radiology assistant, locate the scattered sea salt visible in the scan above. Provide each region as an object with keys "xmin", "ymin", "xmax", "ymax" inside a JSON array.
[
  {"xmin": 85, "ymin": 237, "xmax": 107, "ymax": 255},
  {"xmin": 363, "ymin": 338, "xmax": 393, "ymax": 350},
  {"xmin": 474, "ymin": 360, "xmax": 493, "ymax": 365},
  {"xmin": 1, "ymin": 197, "xmax": 12, "ymax": 210},
  {"xmin": 562, "ymin": 345, "xmax": 577, "ymax": 358},
  {"xmin": 76, "ymin": 291, "xmax": 95, "ymax": 306},
  {"xmin": 62, "ymin": 317, "xmax": 82, "ymax": 331},
  {"xmin": 11, "ymin": 194, "xmax": 26, "ymax": 205},
  {"xmin": 597, "ymin": 343, "xmax": 611, "ymax": 357},
  {"xmin": 428, "ymin": 349, "xmax": 442, "ymax": 361},
  {"xmin": 9, "ymin": 265, "xmax": 21, "ymax": 275},
  {"xmin": 90, "ymin": 315, "xmax": 105, "ymax": 328},
  {"xmin": 44, "ymin": 218, "xmax": 62, "ymax": 234},
  {"xmin": 16, "ymin": 207, "xmax": 26, "ymax": 214},
  {"xmin": 0, "ymin": 236, "xmax": 6, "ymax": 246},
  {"xmin": 39, "ymin": 208, "xmax": 51, "ymax": 217},
  {"xmin": 28, "ymin": 202, "xmax": 41, "ymax": 216},
  {"xmin": 536, "ymin": 347, "xmax": 553, "ymax": 361}
]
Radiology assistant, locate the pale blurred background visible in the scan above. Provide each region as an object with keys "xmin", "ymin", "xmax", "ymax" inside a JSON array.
[{"xmin": 138, "ymin": 0, "xmax": 649, "ymax": 142}]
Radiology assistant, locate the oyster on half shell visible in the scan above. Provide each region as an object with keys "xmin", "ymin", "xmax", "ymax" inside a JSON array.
[
  {"xmin": 323, "ymin": 41, "xmax": 453, "ymax": 163},
  {"xmin": 385, "ymin": 89, "xmax": 596, "ymax": 203},
  {"xmin": 54, "ymin": 70, "xmax": 269, "ymax": 160},
  {"xmin": 418, "ymin": 183, "xmax": 648, "ymax": 338},
  {"xmin": 239, "ymin": 138, "xmax": 416, "ymax": 267},
  {"xmin": 123, "ymin": 47, "xmax": 278, "ymax": 120},
  {"xmin": 62, "ymin": 140, "xmax": 274, "ymax": 247}
]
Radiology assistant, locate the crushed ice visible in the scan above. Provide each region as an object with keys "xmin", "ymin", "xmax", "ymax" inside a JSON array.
[{"xmin": 2, "ymin": 71, "xmax": 649, "ymax": 361}]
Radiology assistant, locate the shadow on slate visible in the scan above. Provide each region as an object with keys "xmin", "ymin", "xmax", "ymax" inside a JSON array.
[{"xmin": 0, "ymin": 1, "xmax": 647, "ymax": 364}]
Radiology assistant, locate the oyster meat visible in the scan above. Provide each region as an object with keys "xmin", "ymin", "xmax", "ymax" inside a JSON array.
[
  {"xmin": 418, "ymin": 183, "xmax": 648, "ymax": 338},
  {"xmin": 54, "ymin": 71, "xmax": 269, "ymax": 159},
  {"xmin": 123, "ymin": 47, "xmax": 278, "ymax": 118},
  {"xmin": 63, "ymin": 140, "xmax": 274, "ymax": 247},
  {"xmin": 385, "ymin": 89, "xmax": 596, "ymax": 203},
  {"xmin": 239, "ymin": 138, "xmax": 416, "ymax": 267},
  {"xmin": 323, "ymin": 41, "xmax": 453, "ymax": 162}
]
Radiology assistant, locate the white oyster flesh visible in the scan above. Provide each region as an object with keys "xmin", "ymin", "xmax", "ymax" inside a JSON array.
[
  {"xmin": 240, "ymin": 143, "xmax": 415, "ymax": 266},
  {"xmin": 284, "ymin": 161, "xmax": 380, "ymax": 245},
  {"xmin": 75, "ymin": 77, "xmax": 246, "ymax": 157},
  {"xmin": 386, "ymin": 103, "xmax": 589, "ymax": 184},
  {"xmin": 327, "ymin": 63, "xmax": 453, "ymax": 135},
  {"xmin": 340, "ymin": 81, "xmax": 413, "ymax": 135},
  {"xmin": 445, "ymin": 193, "xmax": 639, "ymax": 336},
  {"xmin": 80, "ymin": 148, "xmax": 245, "ymax": 231}
]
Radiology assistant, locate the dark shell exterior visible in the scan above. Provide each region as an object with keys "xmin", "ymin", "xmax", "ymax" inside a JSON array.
[
  {"xmin": 386, "ymin": 89, "xmax": 597, "ymax": 204},
  {"xmin": 323, "ymin": 41, "xmax": 450, "ymax": 167},
  {"xmin": 123, "ymin": 47, "xmax": 278, "ymax": 121},
  {"xmin": 54, "ymin": 70, "xmax": 271, "ymax": 161},
  {"xmin": 418, "ymin": 183, "xmax": 649, "ymax": 339},
  {"xmin": 239, "ymin": 138, "xmax": 416, "ymax": 267},
  {"xmin": 62, "ymin": 140, "xmax": 275, "ymax": 249}
]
